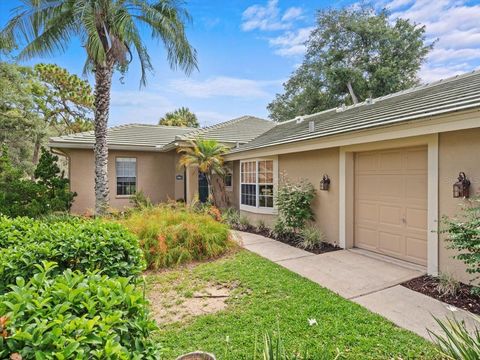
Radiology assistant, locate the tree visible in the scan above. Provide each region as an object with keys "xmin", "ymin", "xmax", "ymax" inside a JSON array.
[
  {"xmin": 3, "ymin": 0, "xmax": 197, "ymax": 214},
  {"xmin": 178, "ymin": 138, "xmax": 228, "ymax": 205},
  {"xmin": 159, "ymin": 107, "xmax": 199, "ymax": 127},
  {"xmin": 268, "ymin": 6, "xmax": 433, "ymax": 122},
  {"xmin": 31, "ymin": 63, "xmax": 95, "ymax": 165}
]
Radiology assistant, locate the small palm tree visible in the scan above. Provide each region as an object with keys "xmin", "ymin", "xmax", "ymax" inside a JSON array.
[
  {"xmin": 159, "ymin": 107, "xmax": 199, "ymax": 127},
  {"xmin": 2, "ymin": 0, "xmax": 197, "ymax": 214},
  {"xmin": 178, "ymin": 138, "xmax": 228, "ymax": 204}
]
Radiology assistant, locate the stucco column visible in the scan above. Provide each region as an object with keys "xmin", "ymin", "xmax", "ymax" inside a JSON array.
[{"xmin": 186, "ymin": 165, "xmax": 199, "ymax": 204}]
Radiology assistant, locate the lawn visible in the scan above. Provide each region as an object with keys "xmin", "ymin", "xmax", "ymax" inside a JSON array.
[{"xmin": 148, "ymin": 250, "xmax": 438, "ymax": 359}]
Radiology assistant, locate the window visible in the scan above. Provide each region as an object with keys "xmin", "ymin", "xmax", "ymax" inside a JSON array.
[
  {"xmin": 116, "ymin": 158, "xmax": 136, "ymax": 196},
  {"xmin": 240, "ymin": 159, "xmax": 274, "ymax": 209},
  {"xmin": 225, "ymin": 173, "xmax": 233, "ymax": 188}
]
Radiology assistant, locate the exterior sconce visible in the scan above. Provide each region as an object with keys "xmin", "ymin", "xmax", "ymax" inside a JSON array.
[
  {"xmin": 453, "ymin": 172, "xmax": 470, "ymax": 198},
  {"xmin": 320, "ymin": 174, "xmax": 330, "ymax": 191}
]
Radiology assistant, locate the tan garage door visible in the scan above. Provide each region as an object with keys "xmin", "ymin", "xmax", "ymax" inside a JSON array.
[{"xmin": 354, "ymin": 146, "xmax": 428, "ymax": 266}]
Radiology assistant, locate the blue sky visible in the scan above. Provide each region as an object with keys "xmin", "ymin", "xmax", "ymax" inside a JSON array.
[{"xmin": 1, "ymin": 0, "xmax": 480, "ymax": 127}]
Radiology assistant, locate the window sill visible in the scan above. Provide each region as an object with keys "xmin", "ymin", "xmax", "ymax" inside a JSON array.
[
  {"xmin": 225, "ymin": 186, "xmax": 233, "ymax": 192},
  {"xmin": 115, "ymin": 195, "xmax": 134, "ymax": 199},
  {"xmin": 240, "ymin": 204, "xmax": 277, "ymax": 215}
]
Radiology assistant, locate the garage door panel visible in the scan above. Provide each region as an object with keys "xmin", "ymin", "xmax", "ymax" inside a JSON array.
[
  {"xmin": 355, "ymin": 146, "xmax": 427, "ymax": 266},
  {"xmin": 378, "ymin": 231, "xmax": 403, "ymax": 255},
  {"xmin": 406, "ymin": 208, "xmax": 428, "ymax": 231},
  {"xmin": 379, "ymin": 205, "xmax": 403, "ymax": 226}
]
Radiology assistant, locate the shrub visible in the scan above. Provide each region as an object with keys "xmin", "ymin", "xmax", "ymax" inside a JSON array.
[
  {"xmin": 441, "ymin": 198, "xmax": 480, "ymax": 294},
  {"xmin": 0, "ymin": 146, "xmax": 76, "ymax": 218},
  {"xmin": 275, "ymin": 178, "xmax": 316, "ymax": 233},
  {"xmin": 119, "ymin": 205, "xmax": 232, "ymax": 269},
  {"xmin": 436, "ymin": 273, "xmax": 460, "ymax": 297},
  {"xmin": 130, "ymin": 190, "xmax": 153, "ymax": 209},
  {"xmin": 429, "ymin": 315, "xmax": 480, "ymax": 360},
  {"xmin": 0, "ymin": 216, "xmax": 144, "ymax": 293},
  {"xmin": 0, "ymin": 262, "xmax": 161, "ymax": 359},
  {"xmin": 297, "ymin": 226, "xmax": 326, "ymax": 250},
  {"xmin": 221, "ymin": 207, "xmax": 241, "ymax": 228}
]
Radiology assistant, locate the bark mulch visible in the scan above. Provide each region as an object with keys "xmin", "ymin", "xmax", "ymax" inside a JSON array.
[
  {"xmin": 402, "ymin": 275, "xmax": 480, "ymax": 315},
  {"xmin": 235, "ymin": 225, "xmax": 341, "ymax": 255}
]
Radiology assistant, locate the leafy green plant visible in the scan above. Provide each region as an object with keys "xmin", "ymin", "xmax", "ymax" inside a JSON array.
[
  {"xmin": 297, "ymin": 226, "xmax": 326, "ymax": 251},
  {"xmin": 436, "ymin": 273, "xmax": 461, "ymax": 297},
  {"xmin": 275, "ymin": 178, "xmax": 316, "ymax": 234},
  {"xmin": 0, "ymin": 216, "xmax": 144, "ymax": 293},
  {"xmin": 119, "ymin": 205, "xmax": 232, "ymax": 269},
  {"xmin": 429, "ymin": 315, "xmax": 480, "ymax": 360},
  {"xmin": 222, "ymin": 208, "xmax": 241, "ymax": 228},
  {"xmin": 0, "ymin": 145, "xmax": 76, "ymax": 217},
  {"xmin": 0, "ymin": 262, "xmax": 161, "ymax": 359},
  {"xmin": 441, "ymin": 198, "xmax": 480, "ymax": 294},
  {"xmin": 130, "ymin": 190, "xmax": 153, "ymax": 209}
]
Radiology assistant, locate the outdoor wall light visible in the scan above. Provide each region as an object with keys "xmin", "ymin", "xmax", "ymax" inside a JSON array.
[
  {"xmin": 453, "ymin": 172, "xmax": 470, "ymax": 198},
  {"xmin": 320, "ymin": 174, "xmax": 330, "ymax": 191}
]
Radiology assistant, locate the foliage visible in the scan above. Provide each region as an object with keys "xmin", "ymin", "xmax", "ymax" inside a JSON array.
[
  {"xmin": 0, "ymin": 262, "xmax": 161, "ymax": 359},
  {"xmin": 118, "ymin": 205, "xmax": 232, "ymax": 269},
  {"xmin": 275, "ymin": 178, "xmax": 316, "ymax": 233},
  {"xmin": 0, "ymin": 62, "xmax": 39, "ymax": 174},
  {"xmin": 268, "ymin": 6, "xmax": 433, "ymax": 121},
  {"xmin": 297, "ymin": 226, "xmax": 325, "ymax": 251},
  {"xmin": 436, "ymin": 273, "xmax": 460, "ymax": 297},
  {"xmin": 178, "ymin": 138, "xmax": 229, "ymax": 205},
  {"xmin": 2, "ymin": 0, "xmax": 198, "ymax": 214},
  {"xmin": 0, "ymin": 216, "xmax": 144, "ymax": 293},
  {"xmin": 159, "ymin": 107, "xmax": 199, "ymax": 128},
  {"xmin": 130, "ymin": 190, "xmax": 153, "ymax": 210},
  {"xmin": 0, "ymin": 146, "xmax": 76, "ymax": 217},
  {"xmin": 259, "ymin": 332, "xmax": 312, "ymax": 360},
  {"xmin": 429, "ymin": 315, "xmax": 480, "ymax": 360},
  {"xmin": 152, "ymin": 251, "xmax": 437, "ymax": 358},
  {"xmin": 441, "ymin": 198, "xmax": 480, "ymax": 294}
]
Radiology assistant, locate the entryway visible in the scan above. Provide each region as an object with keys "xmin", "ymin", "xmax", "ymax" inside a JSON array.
[
  {"xmin": 198, "ymin": 172, "xmax": 209, "ymax": 203},
  {"xmin": 354, "ymin": 146, "xmax": 428, "ymax": 266}
]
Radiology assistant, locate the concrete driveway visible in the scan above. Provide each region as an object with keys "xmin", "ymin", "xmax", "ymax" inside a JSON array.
[{"xmin": 232, "ymin": 230, "xmax": 476, "ymax": 339}]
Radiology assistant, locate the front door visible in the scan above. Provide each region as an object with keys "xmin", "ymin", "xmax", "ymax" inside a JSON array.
[{"xmin": 198, "ymin": 172, "xmax": 209, "ymax": 203}]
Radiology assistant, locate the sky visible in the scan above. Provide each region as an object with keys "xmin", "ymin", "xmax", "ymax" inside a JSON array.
[{"xmin": 1, "ymin": 0, "xmax": 480, "ymax": 127}]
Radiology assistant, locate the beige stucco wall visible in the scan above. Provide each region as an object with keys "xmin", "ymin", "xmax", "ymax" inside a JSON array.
[
  {"xmin": 64, "ymin": 148, "xmax": 181, "ymax": 214},
  {"xmin": 234, "ymin": 148, "xmax": 340, "ymax": 244},
  {"xmin": 438, "ymin": 128, "xmax": 480, "ymax": 283}
]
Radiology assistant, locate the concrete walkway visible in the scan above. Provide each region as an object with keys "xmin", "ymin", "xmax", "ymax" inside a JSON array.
[{"xmin": 232, "ymin": 230, "xmax": 476, "ymax": 340}]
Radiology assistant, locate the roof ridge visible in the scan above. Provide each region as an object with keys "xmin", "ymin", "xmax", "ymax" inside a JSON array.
[
  {"xmin": 181, "ymin": 115, "xmax": 270, "ymax": 138},
  {"xmin": 276, "ymin": 68, "xmax": 480, "ymax": 123}
]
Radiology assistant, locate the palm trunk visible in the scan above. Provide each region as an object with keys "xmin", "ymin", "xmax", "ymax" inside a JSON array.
[{"xmin": 93, "ymin": 59, "xmax": 114, "ymax": 215}]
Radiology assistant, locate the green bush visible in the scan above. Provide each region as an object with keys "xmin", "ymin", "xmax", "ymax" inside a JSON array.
[
  {"xmin": 119, "ymin": 205, "xmax": 232, "ymax": 269},
  {"xmin": 275, "ymin": 178, "xmax": 316, "ymax": 233},
  {"xmin": 0, "ymin": 262, "xmax": 161, "ymax": 359},
  {"xmin": 0, "ymin": 216, "xmax": 144, "ymax": 293},
  {"xmin": 429, "ymin": 315, "xmax": 480, "ymax": 360},
  {"xmin": 441, "ymin": 198, "xmax": 480, "ymax": 294},
  {"xmin": 0, "ymin": 146, "xmax": 76, "ymax": 217}
]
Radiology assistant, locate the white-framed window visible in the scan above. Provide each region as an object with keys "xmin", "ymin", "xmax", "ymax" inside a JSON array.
[
  {"xmin": 240, "ymin": 158, "xmax": 277, "ymax": 213},
  {"xmin": 225, "ymin": 173, "xmax": 233, "ymax": 189},
  {"xmin": 116, "ymin": 157, "xmax": 136, "ymax": 196}
]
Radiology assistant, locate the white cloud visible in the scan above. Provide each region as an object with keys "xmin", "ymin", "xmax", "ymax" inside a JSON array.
[
  {"xmin": 169, "ymin": 76, "xmax": 281, "ymax": 99},
  {"xmin": 386, "ymin": 0, "xmax": 480, "ymax": 82},
  {"xmin": 269, "ymin": 26, "xmax": 314, "ymax": 56},
  {"xmin": 241, "ymin": 0, "xmax": 304, "ymax": 31}
]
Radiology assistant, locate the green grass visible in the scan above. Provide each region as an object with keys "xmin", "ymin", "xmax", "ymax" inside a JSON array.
[{"xmin": 149, "ymin": 251, "xmax": 438, "ymax": 359}]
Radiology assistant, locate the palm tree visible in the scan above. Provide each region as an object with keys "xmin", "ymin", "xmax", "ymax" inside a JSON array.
[
  {"xmin": 2, "ymin": 0, "xmax": 197, "ymax": 214},
  {"xmin": 159, "ymin": 106, "xmax": 199, "ymax": 127},
  {"xmin": 178, "ymin": 138, "xmax": 228, "ymax": 205}
]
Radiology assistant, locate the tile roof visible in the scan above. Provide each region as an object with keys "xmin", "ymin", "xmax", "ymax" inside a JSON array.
[
  {"xmin": 49, "ymin": 116, "xmax": 274, "ymax": 151},
  {"xmin": 230, "ymin": 69, "xmax": 480, "ymax": 154},
  {"xmin": 49, "ymin": 124, "xmax": 196, "ymax": 150}
]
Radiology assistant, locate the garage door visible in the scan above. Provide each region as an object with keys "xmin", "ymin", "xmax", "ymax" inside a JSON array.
[{"xmin": 354, "ymin": 146, "xmax": 428, "ymax": 266}]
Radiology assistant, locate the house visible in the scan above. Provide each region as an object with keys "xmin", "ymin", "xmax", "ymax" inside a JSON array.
[
  {"xmin": 49, "ymin": 116, "xmax": 275, "ymax": 213},
  {"xmin": 50, "ymin": 70, "xmax": 480, "ymax": 282}
]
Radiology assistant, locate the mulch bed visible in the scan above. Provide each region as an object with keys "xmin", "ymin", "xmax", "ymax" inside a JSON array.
[
  {"xmin": 235, "ymin": 225, "xmax": 341, "ymax": 255},
  {"xmin": 402, "ymin": 275, "xmax": 480, "ymax": 315}
]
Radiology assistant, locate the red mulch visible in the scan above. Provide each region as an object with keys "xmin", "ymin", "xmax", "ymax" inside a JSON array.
[{"xmin": 402, "ymin": 275, "xmax": 480, "ymax": 315}]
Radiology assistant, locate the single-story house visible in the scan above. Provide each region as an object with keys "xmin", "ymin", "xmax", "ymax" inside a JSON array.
[{"xmin": 50, "ymin": 70, "xmax": 480, "ymax": 282}]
